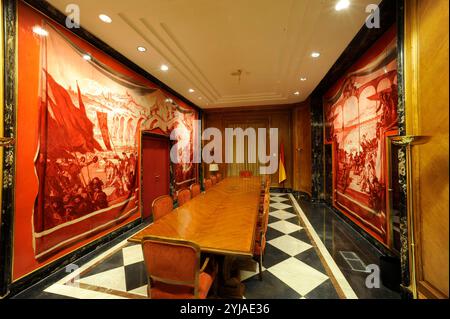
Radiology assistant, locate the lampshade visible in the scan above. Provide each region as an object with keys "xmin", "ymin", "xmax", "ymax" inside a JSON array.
[{"xmin": 209, "ymin": 164, "xmax": 219, "ymax": 172}]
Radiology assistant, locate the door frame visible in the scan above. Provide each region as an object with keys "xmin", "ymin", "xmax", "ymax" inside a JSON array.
[{"xmin": 140, "ymin": 131, "xmax": 171, "ymax": 222}]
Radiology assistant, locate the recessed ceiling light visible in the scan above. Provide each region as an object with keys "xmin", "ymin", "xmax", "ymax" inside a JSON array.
[
  {"xmin": 294, "ymin": 91, "xmax": 300, "ymax": 95},
  {"xmin": 137, "ymin": 46, "xmax": 147, "ymax": 52},
  {"xmin": 311, "ymin": 52, "xmax": 321, "ymax": 58},
  {"xmin": 335, "ymin": 0, "xmax": 350, "ymax": 11},
  {"xmin": 160, "ymin": 64, "xmax": 169, "ymax": 71},
  {"xmin": 300, "ymin": 77, "xmax": 307, "ymax": 81},
  {"xmin": 32, "ymin": 26, "xmax": 48, "ymax": 36},
  {"xmin": 82, "ymin": 54, "xmax": 92, "ymax": 61},
  {"xmin": 189, "ymin": 88, "xmax": 195, "ymax": 93},
  {"xmin": 99, "ymin": 14, "xmax": 112, "ymax": 23}
]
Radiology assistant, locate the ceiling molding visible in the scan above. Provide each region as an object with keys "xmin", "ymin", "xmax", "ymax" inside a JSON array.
[
  {"xmin": 139, "ymin": 18, "xmax": 217, "ymax": 103},
  {"xmin": 159, "ymin": 23, "xmax": 221, "ymax": 99},
  {"xmin": 118, "ymin": 12, "xmax": 215, "ymax": 103}
]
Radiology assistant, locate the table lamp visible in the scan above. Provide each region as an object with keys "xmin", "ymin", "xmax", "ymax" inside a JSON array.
[{"xmin": 209, "ymin": 163, "xmax": 219, "ymax": 177}]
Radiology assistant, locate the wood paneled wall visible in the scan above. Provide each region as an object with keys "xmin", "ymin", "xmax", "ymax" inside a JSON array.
[
  {"xmin": 203, "ymin": 103, "xmax": 312, "ymax": 192},
  {"xmin": 404, "ymin": 0, "xmax": 449, "ymax": 298}
]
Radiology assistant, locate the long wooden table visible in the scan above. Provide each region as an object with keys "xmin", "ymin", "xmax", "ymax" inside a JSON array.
[{"xmin": 129, "ymin": 176, "xmax": 262, "ymax": 257}]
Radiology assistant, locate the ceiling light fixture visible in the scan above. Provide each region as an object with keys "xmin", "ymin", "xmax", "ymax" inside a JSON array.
[
  {"xmin": 99, "ymin": 14, "xmax": 112, "ymax": 23},
  {"xmin": 294, "ymin": 91, "xmax": 300, "ymax": 95},
  {"xmin": 189, "ymin": 89, "xmax": 195, "ymax": 93},
  {"xmin": 335, "ymin": 0, "xmax": 350, "ymax": 11},
  {"xmin": 300, "ymin": 77, "xmax": 307, "ymax": 81},
  {"xmin": 137, "ymin": 46, "xmax": 147, "ymax": 52},
  {"xmin": 311, "ymin": 52, "xmax": 321, "ymax": 58},
  {"xmin": 82, "ymin": 54, "xmax": 92, "ymax": 61},
  {"xmin": 32, "ymin": 26, "xmax": 48, "ymax": 36},
  {"xmin": 160, "ymin": 64, "xmax": 169, "ymax": 71}
]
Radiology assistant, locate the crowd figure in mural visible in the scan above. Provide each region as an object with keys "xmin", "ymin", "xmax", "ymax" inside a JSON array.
[
  {"xmin": 42, "ymin": 151, "xmax": 138, "ymax": 229},
  {"xmin": 336, "ymin": 134, "xmax": 385, "ymax": 212}
]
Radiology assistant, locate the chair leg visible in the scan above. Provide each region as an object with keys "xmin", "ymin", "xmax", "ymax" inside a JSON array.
[{"xmin": 258, "ymin": 254, "xmax": 263, "ymax": 281}]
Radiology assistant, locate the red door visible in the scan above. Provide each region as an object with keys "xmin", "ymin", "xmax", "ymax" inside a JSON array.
[{"xmin": 142, "ymin": 135, "xmax": 170, "ymax": 219}]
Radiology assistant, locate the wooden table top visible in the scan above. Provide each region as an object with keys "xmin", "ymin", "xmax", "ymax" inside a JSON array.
[{"xmin": 129, "ymin": 176, "xmax": 262, "ymax": 256}]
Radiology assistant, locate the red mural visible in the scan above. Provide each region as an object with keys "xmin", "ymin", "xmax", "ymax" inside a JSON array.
[
  {"xmin": 15, "ymin": 2, "xmax": 198, "ymax": 279},
  {"xmin": 324, "ymin": 26, "xmax": 398, "ymax": 245}
]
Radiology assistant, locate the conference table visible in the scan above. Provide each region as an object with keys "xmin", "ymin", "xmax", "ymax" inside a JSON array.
[{"xmin": 129, "ymin": 176, "xmax": 263, "ymax": 297}]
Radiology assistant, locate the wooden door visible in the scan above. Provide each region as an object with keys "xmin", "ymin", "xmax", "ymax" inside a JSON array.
[
  {"xmin": 141, "ymin": 135, "xmax": 170, "ymax": 219},
  {"xmin": 404, "ymin": 0, "xmax": 449, "ymax": 298},
  {"xmin": 293, "ymin": 102, "xmax": 312, "ymax": 195}
]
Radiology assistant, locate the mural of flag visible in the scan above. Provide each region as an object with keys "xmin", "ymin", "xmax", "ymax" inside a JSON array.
[
  {"xmin": 45, "ymin": 71, "xmax": 104, "ymax": 154},
  {"xmin": 278, "ymin": 142, "xmax": 287, "ymax": 184},
  {"xmin": 96, "ymin": 111, "xmax": 113, "ymax": 151}
]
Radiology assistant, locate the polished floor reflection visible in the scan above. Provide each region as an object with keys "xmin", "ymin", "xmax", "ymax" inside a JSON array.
[
  {"xmin": 13, "ymin": 193, "xmax": 400, "ymax": 299},
  {"xmin": 294, "ymin": 196, "xmax": 400, "ymax": 299}
]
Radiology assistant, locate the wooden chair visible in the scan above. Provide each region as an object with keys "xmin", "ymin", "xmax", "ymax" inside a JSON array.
[
  {"xmin": 216, "ymin": 173, "xmax": 222, "ymax": 182},
  {"xmin": 204, "ymin": 178, "xmax": 212, "ymax": 191},
  {"xmin": 190, "ymin": 183, "xmax": 201, "ymax": 198},
  {"xmin": 152, "ymin": 195, "xmax": 173, "ymax": 221},
  {"xmin": 141, "ymin": 236, "xmax": 217, "ymax": 299},
  {"xmin": 239, "ymin": 170, "xmax": 253, "ymax": 177},
  {"xmin": 258, "ymin": 192, "xmax": 270, "ymax": 227},
  {"xmin": 177, "ymin": 188, "xmax": 191, "ymax": 207},
  {"xmin": 211, "ymin": 175, "xmax": 217, "ymax": 185},
  {"xmin": 253, "ymin": 208, "xmax": 269, "ymax": 280}
]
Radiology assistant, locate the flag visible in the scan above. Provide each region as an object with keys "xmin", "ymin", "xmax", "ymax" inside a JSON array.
[
  {"xmin": 45, "ymin": 71, "xmax": 104, "ymax": 154},
  {"xmin": 278, "ymin": 142, "xmax": 287, "ymax": 184},
  {"xmin": 96, "ymin": 111, "xmax": 113, "ymax": 151}
]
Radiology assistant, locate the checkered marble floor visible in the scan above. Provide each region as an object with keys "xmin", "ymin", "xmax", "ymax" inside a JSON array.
[
  {"xmin": 240, "ymin": 193, "xmax": 339, "ymax": 299},
  {"xmin": 42, "ymin": 193, "xmax": 340, "ymax": 299}
]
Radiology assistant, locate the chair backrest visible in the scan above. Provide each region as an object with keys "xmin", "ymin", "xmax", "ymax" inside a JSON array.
[
  {"xmin": 204, "ymin": 178, "xmax": 212, "ymax": 191},
  {"xmin": 177, "ymin": 188, "xmax": 191, "ymax": 206},
  {"xmin": 190, "ymin": 183, "xmax": 201, "ymax": 198},
  {"xmin": 210, "ymin": 175, "xmax": 217, "ymax": 185},
  {"xmin": 239, "ymin": 170, "xmax": 253, "ymax": 177},
  {"xmin": 152, "ymin": 195, "xmax": 173, "ymax": 221},
  {"xmin": 142, "ymin": 236, "xmax": 201, "ymax": 299},
  {"xmin": 263, "ymin": 201, "xmax": 270, "ymax": 233},
  {"xmin": 216, "ymin": 173, "xmax": 222, "ymax": 182}
]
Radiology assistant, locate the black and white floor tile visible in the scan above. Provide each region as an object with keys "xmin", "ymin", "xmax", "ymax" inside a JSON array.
[
  {"xmin": 239, "ymin": 193, "xmax": 340, "ymax": 299},
  {"xmin": 39, "ymin": 193, "xmax": 343, "ymax": 299}
]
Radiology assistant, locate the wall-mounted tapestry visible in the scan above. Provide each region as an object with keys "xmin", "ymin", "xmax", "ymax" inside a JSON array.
[
  {"xmin": 324, "ymin": 26, "xmax": 398, "ymax": 245},
  {"xmin": 14, "ymin": 2, "xmax": 198, "ymax": 280}
]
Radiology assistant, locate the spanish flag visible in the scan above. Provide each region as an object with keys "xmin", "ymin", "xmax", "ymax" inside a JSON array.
[{"xmin": 278, "ymin": 142, "xmax": 287, "ymax": 184}]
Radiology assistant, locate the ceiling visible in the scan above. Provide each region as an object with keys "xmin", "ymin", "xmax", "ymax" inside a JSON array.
[{"xmin": 47, "ymin": 0, "xmax": 381, "ymax": 109}]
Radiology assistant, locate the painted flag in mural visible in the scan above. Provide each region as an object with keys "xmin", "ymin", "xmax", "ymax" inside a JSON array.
[
  {"xmin": 278, "ymin": 142, "xmax": 287, "ymax": 184},
  {"xmin": 96, "ymin": 111, "xmax": 113, "ymax": 151},
  {"xmin": 45, "ymin": 71, "xmax": 104, "ymax": 155}
]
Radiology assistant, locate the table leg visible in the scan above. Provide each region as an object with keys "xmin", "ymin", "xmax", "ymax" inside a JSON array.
[{"xmin": 217, "ymin": 255, "xmax": 245, "ymax": 298}]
